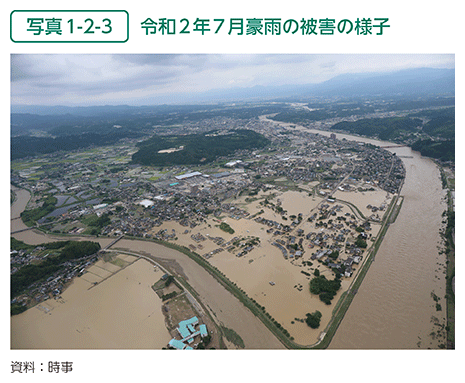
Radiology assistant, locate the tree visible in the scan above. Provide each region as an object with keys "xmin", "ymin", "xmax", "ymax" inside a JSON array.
[
  {"xmin": 164, "ymin": 275, "xmax": 175, "ymax": 287},
  {"xmin": 219, "ymin": 222, "xmax": 235, "ymax": 234},
  {"xmin": 355, "ymin": 237, "xmax": 367, "ymax": 248},
  {"xmin": 305, "ymin": 311, "xmax": 322, "ymax": 329},
  {"xmin": 309, "ymin": 274, "xmax": 341, "ymax": 305}
]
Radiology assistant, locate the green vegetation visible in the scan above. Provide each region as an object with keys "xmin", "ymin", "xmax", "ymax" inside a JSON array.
[
  {"xmin": 132, "ymin": 129, "xmax": 269, "ymax": 166},
  {"xmin": 10, "ymin": 241, "xmax": 100, "ymax": 298},
  {"xmin": 389, "ymin": 197, "xmax": 404, "ymax": 224},
  {"xmin": 409, "ymin": 107, "xmax": 455, "ymax": 139},
  {"xmin": 328, "ymin": 250, "xmax": 339, "ymax": 260},
  {"xmin": 270, "ymin": 109, "xmax": 332, "ymax": 124},
  {"xmin": 11, "ymin": 303, "xmax": 28, "ymax": 316},
  {"xmin": 330, "ymin": 117, "xmax": 422, "ymax": 141},
  {"xmin": 440, "ymin": 172, "xmax": 455, "ymax": 349},
  {"xmin": 197, "ymin": 334, "xmax": 212, "ymax": 349},
  {"xmin": 59, "ymin": 241, "xmax": 101, "ymax": 261},
  {"xmin": 11, "ymin": 131, "xmax": 142, "ymax": 160},
  {"xmin": 10, "ymin": 237, "xmax": 35, "ymax": 251},
  {"xmin": 355, "ymin": 237, "xmax": 368, "ymax": 248},
  {"xmin": 310, "ymin": 275, "xmax": 342, "ymax": 305},
  {"xmin": 164, "ymin": 275, "xmax": 175, "ymax": 287},
  {"xmin": 220, "ymin": 325, "xmax": 245, "ymax": 348},
  {"xmin": 411, "ymin": 139, "xmax": 455, "ymax": 162},
  {"xmin": 305, "ymin": 311, "xmax": 322, "ymax": 329},
  {"xmin": 161, "ymin": 291, "xmax": 178, "ymax": 301},
  {"xmin": 82, "ymin": 213, "xmax": 111, "ymax": 235},
  {"xmin": 329, "ymin": 111, "xmax": 454, "ymax": 162},
  {"xmin": 21, "ymin": 195, "xmax": 57, "ymax": 226},
  {"xmin": 423, "ymin": 117, "xmax": 454, "ymax": 139},
  {"xmin": 219, "ymin": 222, "xmax": 235, "ymax": 234}
]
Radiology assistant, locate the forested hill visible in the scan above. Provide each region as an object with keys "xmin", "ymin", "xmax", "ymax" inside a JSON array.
[
  {"xmin": 411, "ymin": 139, "xmax": 455, "ymax": 162},
  {"xmin": 329, "ymin": 110, "xmax": 455, "ymax": 162},
  {"xmin": 131, "ymin": 129, "xmax": 270, "ymax": 166},
  {"xmin": 11, "ymin": 131, "xmax": 143, "ymax": 160},
  {"xmin": 330, "ymin": 117, "xmax": 423, "ymax": 141}
]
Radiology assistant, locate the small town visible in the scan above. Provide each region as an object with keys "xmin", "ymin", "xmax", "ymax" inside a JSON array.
[{"xmin": 11, "ymin": 113, "xmax": 405, "ymax": 315}]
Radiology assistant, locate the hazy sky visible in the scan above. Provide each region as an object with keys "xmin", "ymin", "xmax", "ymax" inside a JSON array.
[{"xmin": 11, "ymin": 54, "xmax": 454, "ymax": 106}]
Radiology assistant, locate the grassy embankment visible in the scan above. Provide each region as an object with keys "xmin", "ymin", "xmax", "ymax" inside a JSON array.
[{"xmin": 440, "ymin": 168, "xmax": 455, "ymax": 349}]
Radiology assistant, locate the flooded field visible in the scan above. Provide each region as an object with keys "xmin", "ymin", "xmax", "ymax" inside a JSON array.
[
  {"xmin": 11, "ymin": 256, "xmax": 171, "ymax": 349},
  {"xmin": 112, "ymin": 239, "xmax": 286, "ymax": 349}
]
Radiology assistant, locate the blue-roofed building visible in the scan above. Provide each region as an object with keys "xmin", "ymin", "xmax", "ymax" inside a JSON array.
[
  {"xmin": 177, "ymin": 316, "xmax": 198, "ymax": 338},
  {"xmin": 167, "ymin": 316, "xmax": 207, "ymax": 350},
  {"xmin": 178, "ymin": 316, "xmax": 198, "ymax": 328},
  {"xmin": 177, "ymin": 325, "xmax": 191, "ymax": 339},
  {"xmin": 199, "ymin": 324, "xmax": 208, "ymax": 338},
  {"xmin": 169, "ymin": 338, "xmax": 187, "ymax": 350}
]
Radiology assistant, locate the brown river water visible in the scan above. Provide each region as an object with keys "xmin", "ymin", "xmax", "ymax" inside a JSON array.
[
  {"xmin": 10, "ymin": 127, "xmax": 448, "ymax": 349},
  {"xmin": 330, "ymin": 145, "xmax": 447, "ymax": 348}
]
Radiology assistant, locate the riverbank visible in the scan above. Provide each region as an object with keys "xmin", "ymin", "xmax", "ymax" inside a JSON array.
[{"xmin": 439, "ymin": 166, "xmax": 455, "ymax": 349}]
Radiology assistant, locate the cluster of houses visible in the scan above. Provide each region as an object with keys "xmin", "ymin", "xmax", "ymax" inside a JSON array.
[{"xmin": 10, "ymin": 246, "xmax": 100, "ymax": 307}]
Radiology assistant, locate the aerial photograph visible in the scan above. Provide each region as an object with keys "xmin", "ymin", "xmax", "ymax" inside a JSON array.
[{"xmin": 10, "ymin": 54, "xmax": 455, "ymax": 350}]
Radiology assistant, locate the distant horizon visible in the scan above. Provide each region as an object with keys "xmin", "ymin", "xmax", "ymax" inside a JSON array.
[{"xmin": 11, "ymin": 54, "xmax": 454, "ymax": 107}]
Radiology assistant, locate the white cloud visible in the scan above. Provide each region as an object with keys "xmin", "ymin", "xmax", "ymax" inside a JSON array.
[{"xmin": 11, "ymin": 54, "xmax": 454, "ymax": 106}]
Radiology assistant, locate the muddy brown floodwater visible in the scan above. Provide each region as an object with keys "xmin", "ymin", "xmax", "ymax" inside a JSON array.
[
  {"xmin": 10, "ymin": 187, "xmax": 284, "ymax": 349},
  {"xmin": 11, "ymin": 121, "xmax": 448, "ymax": 349},
  {"xmin": 328, "ymin": 145, "xmax": 447, "ymax": 349}
]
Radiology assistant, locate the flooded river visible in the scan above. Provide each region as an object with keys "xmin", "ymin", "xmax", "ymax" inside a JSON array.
[{"xmin": 11, "ymin": 123, "xmax": 448, "ymax": 348}]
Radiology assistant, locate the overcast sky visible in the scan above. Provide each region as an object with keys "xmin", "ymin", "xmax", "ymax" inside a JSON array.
[{"xmin": 11, "ymin": 54, "xmax": 454, "ymax": 106}]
